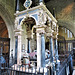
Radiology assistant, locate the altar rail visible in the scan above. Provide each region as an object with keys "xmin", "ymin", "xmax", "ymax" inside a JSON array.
[{"xmin": 0, "ymin": 65, "xmax": 51, "ymax": 75}]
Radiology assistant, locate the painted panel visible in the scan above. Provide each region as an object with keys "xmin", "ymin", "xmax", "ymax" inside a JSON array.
[
  {"xmin": 18, "ymin": 9, "xmax": 39, "ymax": 17},
  {"xmin": 28, "ymin": 9, "xmax": 39, "ymax": 14},
  {"xmin": 19, "ymin": 18, "xmax": 24, "ymax": 25},
  {"xmin": 32, "ymin": 14, "xmax": 38, "ymax": 21}
]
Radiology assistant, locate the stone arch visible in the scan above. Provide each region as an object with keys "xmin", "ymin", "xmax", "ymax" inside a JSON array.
[
  {"xmin": 20, "ymin": 16, "xmax": 37, "ymax": 52},
  {"xmin": 58, "ymin": 26, "xmax": 75, "ymax": 42},
  {"xmin": 58, "ymin": 21, "xmax": 75, "ymax": 37},
  {"xmin": 58, "ymin": 26, "xmax": 75, "ymax": 52},
  {"xmin": 0, "ymin": 2, "xmax": 15, "ymax": 64},
  {"xmin": 59, "ymin": 26, "xmax": 74, "ymax": 38},
  {"xmin": 29, "ymin": 15, "xmax": 38, "ymax": 25},
  {"xmin": 20, "ymin": 15, "xmax": 37, "ymax": 26},
  {"xmin": 20, "ymin": 16, "xmax": 36, "ymax": 35}
]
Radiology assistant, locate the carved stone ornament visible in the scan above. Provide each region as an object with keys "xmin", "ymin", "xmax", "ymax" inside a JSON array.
[
  {"xmin": 38, "ymin": 12, "xmax": 44, "ymax": 25},
  {"xmin": 45, "ymin": 26, "xmax": 52, "ymax": 33},
  {"xmin": 15, "ymin": 19, "xmax": 18, "ymax": 29}
]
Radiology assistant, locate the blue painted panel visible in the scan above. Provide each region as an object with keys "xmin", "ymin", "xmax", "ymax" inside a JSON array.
[
  {"xmin": 32, "ymin": 14, "xmax": 38, "ymax": 21},
  {"xmin": 18, "ymin": 9, "xmax": 39, "ymax": 17},
  {"xmin": 19, "ymin": 18, "xmax": 24, "ymax": 25}
]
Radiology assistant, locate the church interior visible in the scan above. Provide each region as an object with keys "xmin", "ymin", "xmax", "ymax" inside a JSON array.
[{"xmin": 0, "ymin": 0, "xmax": 75, "ymax": 75}]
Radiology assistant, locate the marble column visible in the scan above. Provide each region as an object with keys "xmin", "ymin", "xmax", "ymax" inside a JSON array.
[
  {"xmin": 50, "ymin": 37, "xmax": 55, "ymax": 75},
  {"xmin": 55, "ymin": 39, "xmax": 58, "ymax": 63},
  {"xmin": 15, "ymin": 36, "xmax": 18, "ymax": 64},
  {"xmin": 17, "ymin": 34, "xmax": 21, "ymax": 64},
  {"xmin": 16, "ymin": 0, "xmax": 19, "ymax": 12},
  {"xmin": 55, "ymin": 38, "xmax": 60, "ymax": 75},
  {"xmin": 37, "ymin": 33, "xmax": 41, "ymax": 68},
  {"xmin": 27, "ymin": 38, "xmax": 31, "ymax": 53},
  {"xmin": 50, "ymin": 37, "xmax": 54, "ymax": 63},
  {"xmin": 41, "ymin": 34, "xmax": 45, "ymax": 67}
]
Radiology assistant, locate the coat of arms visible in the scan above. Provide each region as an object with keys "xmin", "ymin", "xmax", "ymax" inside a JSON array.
[{"xmin": 24, "ymin": 0, "xmax": 32, "ymax": 9}]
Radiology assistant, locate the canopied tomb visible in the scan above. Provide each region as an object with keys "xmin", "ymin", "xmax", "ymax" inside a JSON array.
[{"xmin": 14, "ymin": 1, "xmax": 59, "ymax": 69}]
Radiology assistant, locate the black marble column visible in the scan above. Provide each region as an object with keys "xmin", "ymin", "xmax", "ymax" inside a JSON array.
[
  {"xmin": 55, "ymin": 39, "xmax": 60, "ymax": 75},
  {"xmin": 15, "ymin": 36, "xmax": 18, "ymax": 64},
  {"xmin": 27, "ymin": 38, "xmax": 31, "ymax": 53},
  {"xmin": 50, "ymin": 37, "xmax": 54, "ymax": 63},
  {"xmin": 16, "ymin": 0, "xmax": 19, "ymax": 11},
  {"xmin": 41, "ymin": 34, "xmax": 45, "ymax": 67},
  {"xmin": 55, "ymin": 39, "xmax": 58, "ymax": 63}
]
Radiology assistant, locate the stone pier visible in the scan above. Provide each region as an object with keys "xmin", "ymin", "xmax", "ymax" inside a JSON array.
[
  {"xmin": 17, "ymin": 33, "xmax": 22, "ymax": 64},
  {"xmin": 37, "ymin": 32, "xmax": 41, "ymax": 68},
  {"xmin": 41, "ymin": 34, "xmax": 45, "ymax": 67}
]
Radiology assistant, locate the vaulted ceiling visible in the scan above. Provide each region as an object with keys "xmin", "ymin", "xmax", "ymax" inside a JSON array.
[{"xmin": 45, "ymin": 0, "xmax": 75, "ymax": 37}]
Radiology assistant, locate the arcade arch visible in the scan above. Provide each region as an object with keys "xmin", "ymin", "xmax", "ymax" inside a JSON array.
[
  {"xmin": 0, "ymin": 3, "xmax": 15, "ymax": 65},
  {"xmin": 58, "ymin": 26, "xmax": 75, "ymax": 53},
  {"xmin": 21, "ymin": 17, "xmax": 36, "ymax": 52}
]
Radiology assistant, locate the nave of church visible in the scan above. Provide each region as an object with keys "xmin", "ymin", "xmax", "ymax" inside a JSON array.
[{"xmin": 0, "ymin": 0, "xmax": 75, "ymax": 75}]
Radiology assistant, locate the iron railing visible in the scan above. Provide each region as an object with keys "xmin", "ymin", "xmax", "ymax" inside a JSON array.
[
  {"xmin": 0, "ymin": 64, "xmax": 51, "ymax": 75},
  {"xmin": 0, "ymin": 46, "xmax": 74, "ymax": 75}
]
